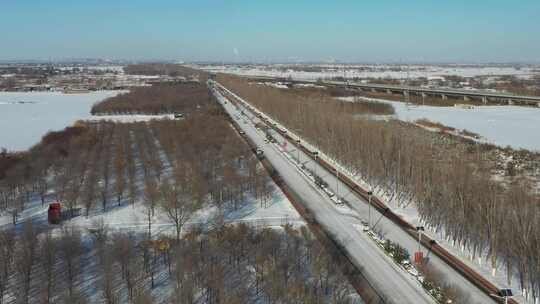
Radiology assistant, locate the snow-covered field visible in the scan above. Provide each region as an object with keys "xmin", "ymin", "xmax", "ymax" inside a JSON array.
[
  {"xmin": 88, "ymin": 114, "xmax": 176, "ymax": 123},
  {"xmin": 339, "ymin": 96, "xmax": 540, "ymax": 152},
  {"xmin": 57, "ymin": 65, "xmax": 125, "ymax": 73},
  {"xmin": 0, "ymin": 91, "xmax": 125, "ymax": 151},
  {"xmin": 0, "ymin": 185, "xmax": 302, "ymax": 236},
  {"xmin": 198, "ymin": 64, "xmax": 539, "ymax": 80}
]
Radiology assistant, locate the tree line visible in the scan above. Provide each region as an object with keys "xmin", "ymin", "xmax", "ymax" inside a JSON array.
[
  {"xmin": 124, "ymin": 64, "xmax": 209, "ymax": 82},
  {"xmin": 91, "ymin": 83, "xmax": 211, "ymax": 115},
  {"xmin": 218, "ymin": 74, "xmax": 540, "ymax": 301}
]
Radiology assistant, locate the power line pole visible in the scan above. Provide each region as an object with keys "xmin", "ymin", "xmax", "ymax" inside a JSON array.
[
  {"xmin": 336, "ymin": 168, "xmax": 339, "ymax": 201},
  {"xmin": 367, "ymin": 190, "xmax": 373, "ymax": 228}
]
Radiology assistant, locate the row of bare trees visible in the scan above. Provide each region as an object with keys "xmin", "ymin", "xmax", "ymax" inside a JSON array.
[
  {"xmin": 0, "ymin": 222, "xmax": 87, "ymax": 304},
  {"xmin": 91, "ymin": 83, "xmax": 211, "ymax": 115},
  {"xmin": 124, "ymin": 64, "xmax": 208, "ymax": 81},
  {"xmin": 219, "ymin": 75, "xmax": 540, "ymax": 300},
  {"xmin": 1, "ymin": 221, "xmax": 357, "ymax": 304}
]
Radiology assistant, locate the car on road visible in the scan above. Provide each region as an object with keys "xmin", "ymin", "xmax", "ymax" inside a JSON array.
[
  {"xmin": 322, "ymin": 187, "xmax": 335, "ymax": 198},
  {"xmin": 255, "ymin": 149, "xmax": 264, "ymax": 159},
  {"xmin": 400, "ymin": 260, "xmax": 421, "ymax": 278}
]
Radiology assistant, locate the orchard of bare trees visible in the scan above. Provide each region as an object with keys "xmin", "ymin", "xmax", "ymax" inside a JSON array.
[
  {"xmin": 0, "ymin": 80, "xmax": 360, "ymax": 303},
  {"xmin": 219, "ymin": 75, "xmax": 540, "ymax": 300},
  {"xmin": 0, "ymin": 111, "xmax": 269, "ymax": 228},
  {"xmin": 0, "ymin": 221, "xmax": 357, "ymax": 304},
  {"xmin": 124, "ymin": 64, "xmax": 208, "ymax": 82}
]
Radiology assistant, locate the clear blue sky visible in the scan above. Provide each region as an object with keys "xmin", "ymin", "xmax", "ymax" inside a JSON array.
[{"xmin": 1, "ymin": 0, "xmax": 539, "ymax": 63}]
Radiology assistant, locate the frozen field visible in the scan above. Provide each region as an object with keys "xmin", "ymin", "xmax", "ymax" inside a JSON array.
[
  {"xmin": 88, "ymin": 114, "xmax": 176, "ymax": 123},
  {"xmin": 198, "ymin": 64, "xmax": 539, "ymax": 80},
  {"xmin": 340, "ymin": 96, "xmax": 540, "ymax": 151},
  {"xmin": 0, "ymin": 91, "xmax": 124, "ymax": 151}
]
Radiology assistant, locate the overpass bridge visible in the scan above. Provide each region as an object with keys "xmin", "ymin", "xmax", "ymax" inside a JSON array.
[{"xmin": 244, "ymin": 75, "xmax": 540, "ymax": 106}]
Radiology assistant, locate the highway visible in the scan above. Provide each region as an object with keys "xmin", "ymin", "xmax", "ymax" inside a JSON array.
[
  {"xmin": 213, "ymin": 81, "xmax": 498, "ymax": 304},
  {"xmin": 244, "ymin": 75, "xmax": 540, "ymax": 104},
  {"xmin": 211, "ymin": 82, "xmax": 436, "ymax": 304}
]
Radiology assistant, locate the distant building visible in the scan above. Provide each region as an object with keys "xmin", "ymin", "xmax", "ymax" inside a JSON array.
[{"xmin": 427, "ymin": 76, "xmax": 445, "ymax": 86}]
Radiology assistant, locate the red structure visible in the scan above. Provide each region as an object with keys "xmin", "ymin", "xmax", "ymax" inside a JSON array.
[
  {"xmin": 48, "ymin": 202, "xmax": 62, "ymax": 224},
  {"xmin": 414, "ymin": 251, "xmax": 424, "ymax": 265}
]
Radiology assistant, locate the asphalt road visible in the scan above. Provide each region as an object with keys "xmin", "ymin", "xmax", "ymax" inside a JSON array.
[{"xmin": 213, "ymin": 81, "xmax": 497, "ymax": 304}]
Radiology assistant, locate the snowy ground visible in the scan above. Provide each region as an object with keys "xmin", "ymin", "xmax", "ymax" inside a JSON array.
[
  {"xmin": 57, "ymin": 65, "xmax": 125, "ymax": 73},
  {"xmin": 198, "ymin": 64, "xmax": 539, "ymax": 80},
  {"xmin": 339, "ymin": 96, "xmax": 540, "ymax": 152},
  {"xmin": 0, "ymin": 90, "xmax": 125, "ymax": 152},
  {"xmin": 88, "ymin": 114, "xmax": 176, "ymax": 123},
  {"xmin": 0, "ymin": 185, "xmax": 302, "ymax": 237}
]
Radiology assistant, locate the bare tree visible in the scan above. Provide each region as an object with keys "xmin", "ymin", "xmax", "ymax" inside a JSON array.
[
  {"xmin": 58, "ymin": 227, "xmax": 84, "ymax": 298},
  {"xmin": 0, "ymin": 229, "xmax": 16, "ymax": 304},
  {"xmin": 36, "ymin": 173, "xmax": 49, "ymax": 206},
  {"xmin": 100, "ymin": 125, "xmax": 114, "ymax": 211},
  {"xmin": 92, "ymin": 222, "xmax": 117, "ymax": 304},
  {"xmin": 39, "ymin": 231, "xmax": 58, "ymax": 304},
  {"xmin": 114, "ymin": 130, "xmax": 127, "ymax": 206},
  {"xmin": 143, "ymin": 176, "xmax": 159, "ymax": 238},
  {"xmin": 15, "ymin": 221, "xmax": 38, "ymax": 304},
  {"xmin": 159, "ymin": 173, "xmax": 201, "ymax": 242},
  {"xmin": 112, "ymin": 233, "xmax": 140, "ymax": 302}
]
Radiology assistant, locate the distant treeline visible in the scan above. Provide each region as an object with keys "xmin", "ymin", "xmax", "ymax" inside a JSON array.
[
  {"xmin": 252, "ymin": 82, "xmax": 395, "ymax": 116},
  {"xmin": 0, "ymin": 124, "xmax": 88, "ymax": 183},
  {"xmin": 124, "ymin": 63, "xmax": 208, "ymax": 81},
  {"xmin": 91, "ymin": 83, "xmax": 211, "ymax": 115}
]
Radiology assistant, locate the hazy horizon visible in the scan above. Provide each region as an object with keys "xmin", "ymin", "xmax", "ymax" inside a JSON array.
[{"xmin": 2, "ymin": 0, "xmax": 539, "ymax": 63}]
